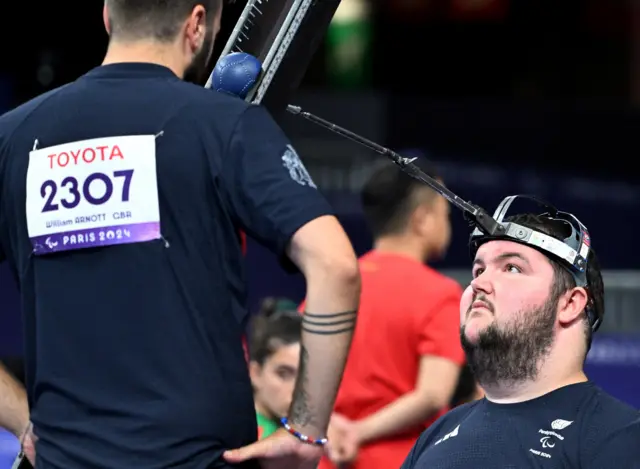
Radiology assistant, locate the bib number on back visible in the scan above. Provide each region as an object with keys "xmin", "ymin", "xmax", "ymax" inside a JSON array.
[{"xmin": 26, "ymin": 135, "xmax": 162, "ymax": 255}]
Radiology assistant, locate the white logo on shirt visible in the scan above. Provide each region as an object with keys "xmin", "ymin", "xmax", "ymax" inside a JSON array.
[
  {"xmin": 434, "ymin": 425, "xmax": 459, "ymax": 445},
  {"xmin": 540, "ymin": 436, "xmax": 555, "ymax": 448},
  {"xmin": 551, "ymin": 419, "xmax": 573, "ymax": 430},
  {"xmin": 529, "ymin": 418, "xmax": 573, "ymax": 459},
  {"xmin": 281, "ymin": 144, "xmax": 316, "ymax": 188}
]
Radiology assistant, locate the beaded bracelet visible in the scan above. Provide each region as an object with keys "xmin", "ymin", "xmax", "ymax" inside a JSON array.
[{"xmin": 280, "ymin": 417, "xmax": 328, "ymax": 446}]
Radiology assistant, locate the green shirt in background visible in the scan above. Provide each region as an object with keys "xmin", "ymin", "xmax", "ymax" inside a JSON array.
[{"xmin": 257, "ymin": 412, "xmax": 279, "ymax": 439}]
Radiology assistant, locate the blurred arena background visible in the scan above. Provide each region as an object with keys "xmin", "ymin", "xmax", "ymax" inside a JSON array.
[{"xmin": 1, "ymin": 0, "xmax": 639, "ymax": 464}]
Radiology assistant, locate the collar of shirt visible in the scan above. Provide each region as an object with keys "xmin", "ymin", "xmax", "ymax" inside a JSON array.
[{"xmin": 81, "ymin": 62, "xmax": 180, "ymax": 81}]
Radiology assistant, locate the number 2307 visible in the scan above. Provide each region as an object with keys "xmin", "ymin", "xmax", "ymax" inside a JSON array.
[{"xmin": 39, "ymin": 170, "xmax": 134, "ymax": 213}]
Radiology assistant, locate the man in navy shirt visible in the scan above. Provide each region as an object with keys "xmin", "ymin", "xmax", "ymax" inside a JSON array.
[
  {"xmin": 0, "ymin": 1, "xmax": 361, "ymax": 468},
  {"xmin": 401, "ymin": 211, "xmax": 640, "ymax": 469}
]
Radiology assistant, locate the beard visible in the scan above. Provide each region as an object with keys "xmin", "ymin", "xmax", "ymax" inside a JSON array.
[
  {"xmin": 184, "ymin": 33, "xmax": 215, "ymax": 85},
  {"xmin": 460, "ymin": 297, "xmax": 557, "ymax": 388}
]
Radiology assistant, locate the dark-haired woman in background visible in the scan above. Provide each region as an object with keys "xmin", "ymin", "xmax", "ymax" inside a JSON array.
[{"xmin": 248, "ymin": 298, "xmax": 302, "ymax": 439}]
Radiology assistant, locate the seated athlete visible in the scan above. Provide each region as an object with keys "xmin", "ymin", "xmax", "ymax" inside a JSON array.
[
  {"xmin": 401, "ymin": 205, "xmax": 640, "ymax": 469},
  {"xmin": 248, "ymin": 298, "xmax": 302, "ymax": 439}
]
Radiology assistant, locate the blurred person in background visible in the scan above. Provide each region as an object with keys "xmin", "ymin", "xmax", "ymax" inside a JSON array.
[
  {"xmin": 249, "ymin": 298, "xmax": 302, "ymax": 439},
  {"xmin": 304, "ymin": 162, "xmax": 466, "ymax": 469}
]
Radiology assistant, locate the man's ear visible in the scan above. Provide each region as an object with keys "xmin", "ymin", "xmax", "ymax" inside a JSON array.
[
  {"xmin": 557, "ymin": 287, "xmax": 589, "ymax": 327},
  {"xmin": 103, "ymin": 3, "xmax": 112, "ymax": 35},
  {"xmin": 411, "ymin": 203, "xmax": 433, "ymax": 237},
  {"xmin": 185, "ymin": 5, "xmax": 207, "ymax": 52}
]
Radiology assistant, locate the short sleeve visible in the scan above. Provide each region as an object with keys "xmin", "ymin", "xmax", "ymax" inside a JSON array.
[
  {"xmin": 220, "ymin": 105, "xmax": 334, "ymax": 257},
  {"xmin": 416, "ymin": 283, "xmax": 465, "ymax": 365}
]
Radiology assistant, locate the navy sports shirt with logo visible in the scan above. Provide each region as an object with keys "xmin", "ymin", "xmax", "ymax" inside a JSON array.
[
  {"xmin": 0, "ymin": 63, "xmax": 333, "ymax": 469},
  {"xmin": 400, "ymin": 382, "xmax": 640, "ymax": 469}
]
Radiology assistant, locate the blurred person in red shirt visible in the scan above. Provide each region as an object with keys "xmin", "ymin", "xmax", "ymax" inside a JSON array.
[{"xmin": 301, "ymin": 162, "xmax": 465, "ymax": 469}]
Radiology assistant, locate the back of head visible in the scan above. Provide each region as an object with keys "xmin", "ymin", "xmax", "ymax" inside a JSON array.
[
  {"xmin": 106, "ymin": 0, "xmax": 222, "ymax": 42},
  {"xmin": 249, "ymin": 297, "xmax": 302, "ymax": 365},
  {"xmin": 504, "ymin": 213, "xmax": 604, "ymax": 351},
  {"xmin": 361, "ymin": 162, "xmax": 441, "ymax": 239}
]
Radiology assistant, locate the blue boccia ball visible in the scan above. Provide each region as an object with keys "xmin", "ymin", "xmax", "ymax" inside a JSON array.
[{"xmin": 212, "ymin": 52, "xmax": 263, "ymax": 99}]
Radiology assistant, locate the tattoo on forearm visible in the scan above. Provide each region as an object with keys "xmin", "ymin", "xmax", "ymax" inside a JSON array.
[
  {"xmin": 289, "ymin": 344, "xmax": 312, "ymax": 426},
  {"xmin": 288, "ymin": 312, "xmax": 357, "ymax": 427},
  {"xmin": 301, "ymin": 311, "xmax": 357, "ymax": 335}
]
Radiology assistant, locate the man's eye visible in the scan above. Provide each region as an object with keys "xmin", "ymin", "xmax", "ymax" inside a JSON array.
[
  {"xmin": 472, "ymin": 268, "xmax": 484, "ymax": 278},
  {"xmin": 506, "ymin": 264, "xmax": 522, "ymax": 274}
]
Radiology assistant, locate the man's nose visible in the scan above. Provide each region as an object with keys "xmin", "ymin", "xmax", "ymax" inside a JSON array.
[{"xmin": 470, "ymin": 271, "xmax": 493, "ymax": 296}]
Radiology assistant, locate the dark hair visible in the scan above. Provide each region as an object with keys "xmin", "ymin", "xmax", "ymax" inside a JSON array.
[
  {"xmin": 361, "ymin": 162, "xmax": 441, "ymax": 239},
  {"xmin": 505, "ymin": 213, "xmax": 604, "ymax": 352},
  {"xmin": 107, "ymin": 0, "xmax": 223, "ymax": 42},
  {"xmin": 249, "ymin": 297, "xmax": 302, "ymax": 365}
]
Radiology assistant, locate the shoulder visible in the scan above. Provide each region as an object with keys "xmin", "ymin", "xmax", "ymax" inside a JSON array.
[
  {"xmin": 423, "ymin": 266, "xmax": 463, "ymax": 295},
  {"xmin": 401, "ymin": 401, "xmax": 482, "ymax": 468},
  {"xmin": 0, "ymin": 86, "xmax": 71, "ymax": 173},
  {"xmin": 579, "ymin": 385, "xmax": 640, "ymax": 463},
  {"xmin": 412, "ymin": 268, "xmax": 463, "ymax": 313},
  {"xmin": 168, "ymin": 83, "xmax": 283, "ymax": 147},
  {"xmin": 169, "ymin": 81, "xmax": 254, "ymax": 127},
  {"xmin": 414, "ymin": 400, "xmax": 481, "ymax": 451},
  {"xmin": 361, "ymin": 254, "xmax": 462, "ymax": 296},
  {"xmin": 0, "ymin": 85, "xmax": 70, "ymax": 140},
  {"xmin": 582, "ymin": 384, "xmax": 639, "ymax": 427}
]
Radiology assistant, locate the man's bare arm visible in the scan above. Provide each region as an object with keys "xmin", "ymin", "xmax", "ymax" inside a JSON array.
[
  {"xmin": 0, "ymin": 362, "xmax": 29, "ymax": 437},
  {"xmin": 286, "ymin": 215, "xmax": 360, "ymax": 437},
  {"xmin": 355, "ymin": 355, "xmax": 461, "ymax": 444}
]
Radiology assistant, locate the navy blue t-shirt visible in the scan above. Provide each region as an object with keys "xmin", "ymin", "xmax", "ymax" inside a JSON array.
[
  {"xmin": 0, "ymin": 63, "xmax": 333, "ymax": 469},
  {"xmin": 401, "ymin": 382, "xmax": 640, "ymax": 469}
]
